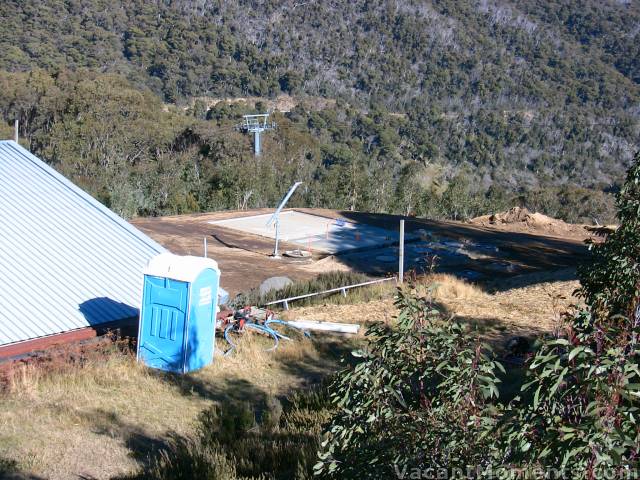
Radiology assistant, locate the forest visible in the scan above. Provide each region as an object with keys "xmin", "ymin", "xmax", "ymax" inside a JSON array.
[{"xmin": 0, "ymin": 0, "xmax": 639, "ymax": 222}]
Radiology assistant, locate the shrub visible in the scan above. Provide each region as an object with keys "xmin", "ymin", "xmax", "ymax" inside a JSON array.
[
  {"xmin": 317, "ymin": 152, "xmax": 640, "ymax": 477},
  {"xmin": 498, "ymin": 153, "xmax": 640, "ymax": 475},
  {"xmin": 315, "ymin": 284, "xmax": 504, "ymax": 477}
]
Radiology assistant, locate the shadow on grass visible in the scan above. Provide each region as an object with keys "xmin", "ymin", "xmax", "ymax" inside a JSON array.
[
  {"xmin": 0, "ymin": 457, "xmax": 46, "ymax": 480},
  {"xmin": 275, "ymin": 335, "xmax": 362, "ymax": 389},
  {"xmin": 148, "ymin": 369, "xmax": 270, "ymax": 406},
  {"xmin": 78, "ymin": 408, "xmax": 173, "ymax": 471}
]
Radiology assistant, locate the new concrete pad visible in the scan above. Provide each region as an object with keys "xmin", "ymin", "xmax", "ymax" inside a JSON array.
[{"xmin": 209, "ymin": 211, "xmax": 401, "ymax": 254}]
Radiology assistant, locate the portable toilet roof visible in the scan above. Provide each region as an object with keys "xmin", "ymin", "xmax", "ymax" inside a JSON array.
[
  {"xmin": 0, "ymin": 141, "xmax": 166, "ymax": 353},
  {"xmin": 144, "ymin": 253, "xmax": 229, "ymax": 304},
  {"xmin": 144, "ymin": 253, "xmax": 220, "ymax": 282}
]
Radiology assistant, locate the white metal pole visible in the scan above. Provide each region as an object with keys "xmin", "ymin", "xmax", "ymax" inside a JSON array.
[
  {"xmin": 14, "ymin": 119, "xmax": 18, "ymax": 143},
  {"xmin": 399, "ymin": 219, "xmax": 405, "ymax": 284},
  {"xmin": 273, "ymin": 218, "xmax": 280, "ymax": 258},
  {"xmin": 204, "ymin": 237, "xmax": 208, "ymax": 257}
]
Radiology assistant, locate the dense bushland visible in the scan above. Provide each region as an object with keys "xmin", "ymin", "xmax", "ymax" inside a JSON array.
[
  {"xmin": 0, "ymin": 69, "xmax": 619, "ymax": 223},
  {"xmin": 2, "ymin": 1, "xmax": 638, "ymax": 222}
]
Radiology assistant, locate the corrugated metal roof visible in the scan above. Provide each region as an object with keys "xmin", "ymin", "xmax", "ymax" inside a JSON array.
[{"xmin": 0, "ymin": 141, "xmax": 166, "ymax": 347}]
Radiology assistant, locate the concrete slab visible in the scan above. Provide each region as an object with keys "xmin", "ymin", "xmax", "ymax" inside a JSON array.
[{"xmin": 209, "ymin": 211, "xmax": 403, "ymax": 254}]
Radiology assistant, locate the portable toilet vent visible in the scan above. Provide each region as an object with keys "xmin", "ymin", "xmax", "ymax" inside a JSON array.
[{"xmin": 137, "ymin": 253, "xmax": 220, "ymax": 373}]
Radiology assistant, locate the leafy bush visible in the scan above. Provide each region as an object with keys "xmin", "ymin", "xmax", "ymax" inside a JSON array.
[
  {"xmin": 316, "ymin": 285, "xmax": 504, "ymax": 477},
  {"xmin": 317, "ymin": 152, "xmax": 640, "ymax": 477},
  {"xmin": 498, "ymin": 153, "xmax": 640, "ymax": 475}
]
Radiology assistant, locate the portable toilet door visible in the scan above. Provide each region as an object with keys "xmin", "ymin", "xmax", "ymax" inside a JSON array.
[{"xmin": 137, "ymin": 253, "xmax": 220, "ymax": 373}]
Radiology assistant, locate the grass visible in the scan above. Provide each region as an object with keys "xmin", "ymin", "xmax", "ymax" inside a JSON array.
[
  {"xmin": 0, "ymin": 331, "xmax": 358, "ymax": 480},
  {"xmin": 282, "ymin": 271, "xmax": 579, "ymax": 351},
  {"xmin": 0, "ymin": 269, "xmax": 579, "ymax": 479},
  {"xmin": 232, "ymin": 271, "xmax": 396, "ymax": 309},
  {"xmin": 119, "ymin": 383, "xmax": 333, "ymax": 480},
  {"xmin": 113, "ymin": 272, "xmax": 572, "ymax": 479}
]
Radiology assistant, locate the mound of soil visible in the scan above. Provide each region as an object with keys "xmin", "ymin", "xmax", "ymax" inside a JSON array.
[{"xmin": 471, "ymin": 207, "xmax": 588, "ymax": 239}]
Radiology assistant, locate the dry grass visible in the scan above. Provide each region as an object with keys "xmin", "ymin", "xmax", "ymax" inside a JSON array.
[
  {"xmin": 435, "ymin": 275, "xmax": 580, "ymax": 345},
  {"xmin": 0, "ymin": 269, "xmax": 581, "ymax": 479},
  {"xmin": 1, "ymin": 353, "xmax": 205, "ymax": 479},
  {"xmin": 237, "ymin": 270, "xmax": 397, "ymax": 309},
  {"xmin": 425, "ymin": 273, "xmax": 488, "ymax": 302},
  {"xmin": 0, "ymin": 332, "xmax": 347, "ymax": 480},
  {"xmin": 282, "ymin": 270, "xmax": 580, "ymax": 347},
  {"xmin": 281, "ymin": 298, "xmax": 397, "ymax": 330}
]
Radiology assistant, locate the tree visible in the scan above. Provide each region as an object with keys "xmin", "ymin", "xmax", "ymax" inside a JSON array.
[{"xmin": 499, "ymin": 152, "xmax": 640, "ymax": 476}]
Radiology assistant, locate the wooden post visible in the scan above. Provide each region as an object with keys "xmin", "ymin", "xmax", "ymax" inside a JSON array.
[
  {"xmin": 399, "ymin": 219, "xmax": 405, "ymax": 284},
  {"xmin": 14, "ymin": 119, "xmax": 18, "ymax": 143}
]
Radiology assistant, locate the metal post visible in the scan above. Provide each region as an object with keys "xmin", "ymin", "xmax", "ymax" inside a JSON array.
[
  {"xmin": 399, "ymin": 219, "xmax": 405, "ymax": 284},
  {"xmin": 254, "ymin": 131, "xmax": 261, "ymax": 156},
  {"xmin": 14, "ymin": 119, "xmax": 18, "ymax": 143},
  {"xmin": 273, "ymin": 218, "xmax": 280, "ymax": 258},
  {"xmin": 204, "ymin": 237, "xmax": 208, "ymax": 257}
]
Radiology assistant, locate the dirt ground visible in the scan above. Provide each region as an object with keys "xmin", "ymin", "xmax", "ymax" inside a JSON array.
[
  {"xmin": 131, "ymin": 208, "xmax": 591, "ymax": 296},
  {"xmin": 470, "ymin": 206, "xmax": 592, "ymax": 238}
]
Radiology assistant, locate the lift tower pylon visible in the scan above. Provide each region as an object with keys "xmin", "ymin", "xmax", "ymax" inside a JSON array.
[{"xmin": 240, "ymin": 113, "xmax": 276, "ymax": 156}]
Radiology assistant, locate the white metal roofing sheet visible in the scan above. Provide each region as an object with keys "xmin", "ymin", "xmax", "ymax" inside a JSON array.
[{"xmin": 0, "ymin": 141, "xmax": 166, "ymax": 347}]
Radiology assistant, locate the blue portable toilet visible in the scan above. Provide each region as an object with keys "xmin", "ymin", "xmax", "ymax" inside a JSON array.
[{"xmin": 137, "ymin": 253, "xmax": 220, "ymax": 373}]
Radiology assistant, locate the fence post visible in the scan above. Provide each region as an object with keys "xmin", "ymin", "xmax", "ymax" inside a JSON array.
[{"xmin": 399, "ymin": 219, "xmax": 405, "ymax": 284}]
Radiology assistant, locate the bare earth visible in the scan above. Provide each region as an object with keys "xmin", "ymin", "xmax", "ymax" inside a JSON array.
[{"xmin": 131, "ymin": 208, "xmax": 591, "ymax": 296}]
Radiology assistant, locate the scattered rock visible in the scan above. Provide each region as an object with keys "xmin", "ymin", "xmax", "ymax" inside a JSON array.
[{"xmin": 259, "ymin": 276, "xmax": 293, "ymax": 295}]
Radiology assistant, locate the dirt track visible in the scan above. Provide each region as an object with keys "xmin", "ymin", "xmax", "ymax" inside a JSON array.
[{"xmin": 131, "ymin": 208, "xmax": 591, "ymax": 296}]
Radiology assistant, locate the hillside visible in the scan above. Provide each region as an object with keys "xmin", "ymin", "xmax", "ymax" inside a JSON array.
[
  {"xmin": 0, "ymin": 0, "xmax": 638, "ymax": 221},
  {"xmin": 0, "ymin": 272, "xmax": 578, "ymax": 479}
]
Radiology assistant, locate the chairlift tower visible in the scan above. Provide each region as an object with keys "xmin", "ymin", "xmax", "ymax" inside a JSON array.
[{"xmin": 240, "ymin": 113, "xmax": 276, "ymax": 156}]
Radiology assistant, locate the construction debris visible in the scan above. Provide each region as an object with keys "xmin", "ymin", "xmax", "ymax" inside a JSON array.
[
  {"xmin": 471, "ymin": 207, "xmax": 590, "ymax": 238},
  {"xmin": 287, "ymin": 320, "xmax": 360, "ymax": 334}
]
